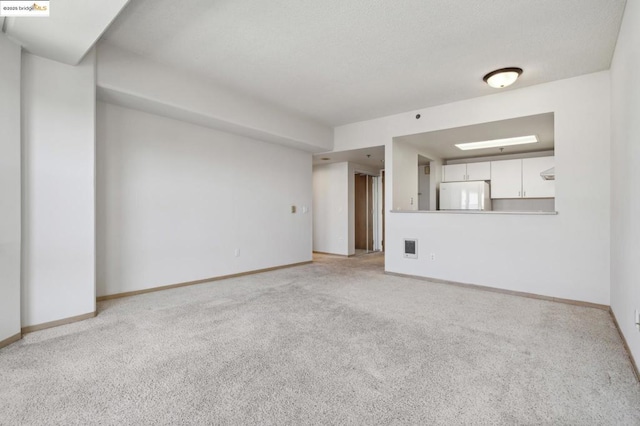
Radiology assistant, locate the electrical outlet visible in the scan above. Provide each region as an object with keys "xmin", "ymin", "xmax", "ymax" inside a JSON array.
[
  {"xmin": 234, "ymin": 248, "xmax": 240, "ymax": 257},
  {"xmin": 430, "ymin": 253, "xmax": 436, "ymax": 261}
]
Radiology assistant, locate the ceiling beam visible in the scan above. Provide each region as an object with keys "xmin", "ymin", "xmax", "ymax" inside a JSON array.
[{"xmin": 4, "ymin": 0, "xmax": 130, "ymax": 65}]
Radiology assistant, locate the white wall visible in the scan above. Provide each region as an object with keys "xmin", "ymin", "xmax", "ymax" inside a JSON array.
[
  {"xmin": 97, "ymin": 102, "xmax": 312, "ymax": 296},
  {"xmin": 392, "ymin": 141, "xmax": 422, "ymax": 211},
  {"xmin": 22, "ymin": 51, "xmax": 97, "ymax": 327},
  {"xmin": 429, "ymin": 160, "xmax": 441, "ymax": 210},
  {"xmin": 313, "ymin": 163, "xmax": 349, "ymax": 255},
  {"xmin": 391, "ymin": 140, "xmax": 442, "ymax": 211},
  {"xmin": 335, "ymin": 72, "xmax": 611, "ymax": 305},
  {"xmin": 610, "ymin": 1, "xmax": 640, "ymax": 367},
  {"xmin": 418, "ymin": 166, "xmax": 430, "ymax": 211},
  {"xmin": 0, "ymin": 34, "xmax": 22, "ymax": 342}
]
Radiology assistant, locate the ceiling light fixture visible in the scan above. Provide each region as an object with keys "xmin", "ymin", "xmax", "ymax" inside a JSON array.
[
  {"xmin": 320, "ymin": 157, "xmax": 330, "ymax": 160},
  {"xmin": 483, "ymin": 67, "xmax": 523, "ymax": 88},
  {"xmin": 455, "ymin": 135, "xmax": 538, "ymax": 151}
]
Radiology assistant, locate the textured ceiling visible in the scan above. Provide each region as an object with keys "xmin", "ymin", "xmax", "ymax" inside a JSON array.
[
  {"xmin": 4, "ymin": 0, "xmax": 129, "ymax": 65},
  {"xmin": 396, "ymin": 113, "xmax": 554, "ymax": 161},
  {"xmin": 102, "ymin": 0, "xmax": 626, "ymax": 126}
]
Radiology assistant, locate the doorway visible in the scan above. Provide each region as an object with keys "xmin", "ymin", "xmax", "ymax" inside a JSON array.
[
  {"xmin": 418, "ymin": 155, "xmax": 432, "ymax": 210},
  {"xmin": 354, "ymin": 172, "xmax": 382, "ymax": 255},
  {"xmin": 311, "ymin": 145, "xmax": 385, "ymax": 258}
]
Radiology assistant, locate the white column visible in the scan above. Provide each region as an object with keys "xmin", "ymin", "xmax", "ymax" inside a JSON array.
[
  {"xmin": 0, "ymin": 34, "xmax": 22, "ymax": 345},
  {"xmin": 21, "ymin": 50, "xmax": 96, "ymax": 327}
]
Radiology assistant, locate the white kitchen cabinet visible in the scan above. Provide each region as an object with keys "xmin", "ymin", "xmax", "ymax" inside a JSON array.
[
  {"xmin": 442, "ymin": 161, "xmax": 490, "ymax": 182},
  {"xmin": 466, "ymin": 162, "xmax": 491, "ymax": 181},
  {"xmin": 522, "ymin": 156, "xmax": 555, "ymax": 198},
  {"xmin": 442, "ymin": 164, "xmax": 467, "ymax": 182},
  {"xmin": 490, "ymin": 159, "xmax": 522, "ymax": 198},
  {"xmin": 490, "ymin": 156, "xmax": 555, "ymax": 199}
]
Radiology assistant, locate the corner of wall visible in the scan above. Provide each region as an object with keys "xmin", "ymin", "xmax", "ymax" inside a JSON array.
[{"xmin": 609, "ymin": 0, "xmax": 640, "ymax": 379}]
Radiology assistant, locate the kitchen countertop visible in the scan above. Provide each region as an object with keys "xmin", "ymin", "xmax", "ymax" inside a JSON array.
[{"xmin": 390, "ymin": 210, "xmax": 558, "ymax": 215}]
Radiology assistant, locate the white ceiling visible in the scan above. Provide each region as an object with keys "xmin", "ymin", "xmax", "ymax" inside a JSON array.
[
  {"xmin": 396, "ymin": 113, "xmax": 555, "ymax": 161},
  {"xmin": 102, "ymin": 0, "xmax": 625, "ymax": 127},
  {"xmin": 4, "ymin": 0, "xmax": 130, "ymax": 65}
]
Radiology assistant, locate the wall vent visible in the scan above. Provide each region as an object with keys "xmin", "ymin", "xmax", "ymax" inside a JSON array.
[{"xmin": 404, "ymin": 239, "xmax": 418, "ymax": 259}]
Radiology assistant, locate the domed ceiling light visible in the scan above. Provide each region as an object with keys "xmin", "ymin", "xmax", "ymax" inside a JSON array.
[{"xmin": 483, "ymin": 67, "xmax": 523, "ymax": 89}]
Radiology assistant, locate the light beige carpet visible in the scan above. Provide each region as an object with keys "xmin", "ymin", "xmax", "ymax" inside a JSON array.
[{"xmin": 1, "ymin": 253, "xmax": 638, "ymax": 425}]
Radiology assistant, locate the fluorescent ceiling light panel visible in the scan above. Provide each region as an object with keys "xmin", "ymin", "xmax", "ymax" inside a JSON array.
[{"xmin": 455, "ymin": 135, "xmax": 539, "ymax": 151}]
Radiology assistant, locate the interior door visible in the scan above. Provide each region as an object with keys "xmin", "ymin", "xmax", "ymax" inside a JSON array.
[
  {"xmin": 367, "ymin": 175, "xmax": 374, "ymax": 250},
  {"xmin": 355, "ymin": 174, "xmax": 376, "ymax": 252},
  {"xmin": 381, "ymin": 170, "xmax": 385, "ymax": 251},
  {"xmin": 355, "ymin": 174, "xmax": 367, "ymax": 250}
]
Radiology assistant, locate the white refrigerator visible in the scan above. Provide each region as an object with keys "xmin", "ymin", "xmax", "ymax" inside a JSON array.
[{"xmin": 439, "ymin": 181, "xmax": 492, "ymax": 211}]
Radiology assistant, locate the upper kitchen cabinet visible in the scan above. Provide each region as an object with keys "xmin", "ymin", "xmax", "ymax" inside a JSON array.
[
  {"xmin": 442, "ymin": 161, "xmax": 490, "ymax": 182},
  {"xmin": 522, "ymin": 156, "xmax": 555, "ymax": 198},
  {"xmin": 442, "ymin": 164, "xmax": 466, "ymax": 181},
  {"xmin": 490, "ymin": 156, "xmax": 555, "ymax": 199},
  {"xmin": 490, "ymin": 159, "xmax": 522, "ymax": 198},
  {"xmin": 466, "ymin": 162, "xmax": 491, "ymax": 181}
]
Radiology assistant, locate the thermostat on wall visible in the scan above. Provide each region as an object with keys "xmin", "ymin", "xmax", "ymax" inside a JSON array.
[{"xmin": 404, "ymin": 239, "xmax": 418, "ymax": 259}]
